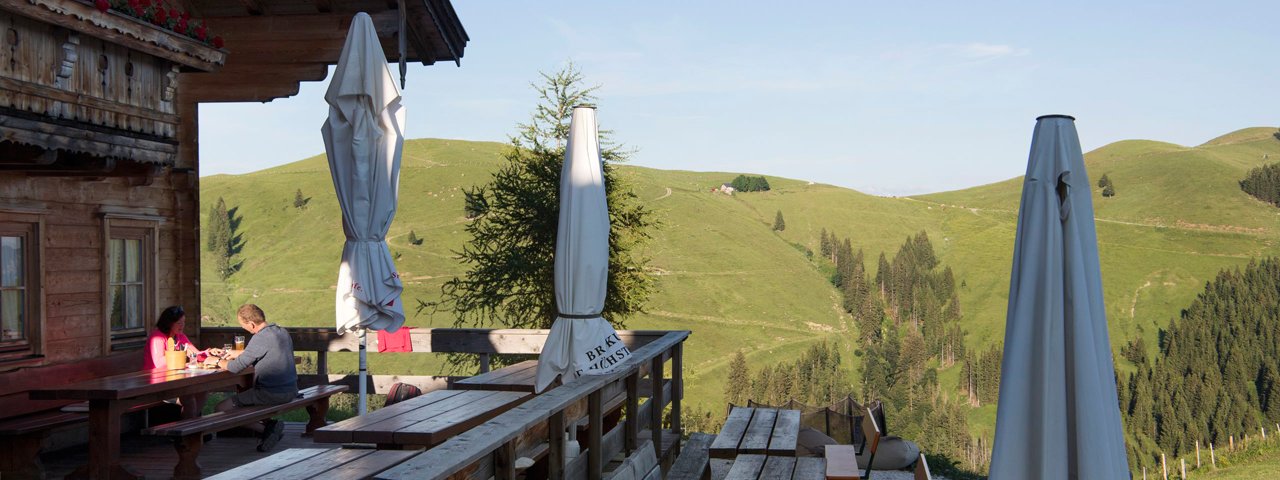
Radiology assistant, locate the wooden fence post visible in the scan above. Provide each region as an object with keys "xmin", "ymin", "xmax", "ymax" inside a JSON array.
[
  {"xmin": 1142, "ymin": 466, "xmax": 1147, "ymax": 480},
  {"xmin": 1196, "ymin": 441, "xmax": 1200, "ymax": 468},
  {"xmin": 1180, "ymin": 458, "xmax": 1186, "ymax": 479},
  {"xmin": 1162, "ymin": 453, "xmax": 1167, "ymax": 480},
  {"xmin": 1230, "ymin": 435, "xmax": 1234, "ymax": 450},
  {"xmin": 1210, "ymin": 443, "xmax": 1216, "ymax": 468}
]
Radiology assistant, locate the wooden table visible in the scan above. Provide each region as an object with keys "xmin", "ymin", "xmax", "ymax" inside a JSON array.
[
  {"xmin": 452, "ymin": 359, "xmax": 540, "ymax": 392},
  {"xmin": 206, "ymin": 447, "xmax": 418, "ymax": 480},
  {"xmin": 29, "ymin": 367, "xmax": 251, "ymax": 480},
  {"xmin": 313, "ymin": 389, "xmax": 529, "ymax": 448},
  {"xmin": 709, "ymin": 407, "xmax": 802, "ymax": 459},
  {"xmin": 723, "ymin": 454, "xmax": 825, "ymax": 480}
]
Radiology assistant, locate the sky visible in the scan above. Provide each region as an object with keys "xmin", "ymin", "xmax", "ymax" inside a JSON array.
[{"xmin": 199, "ymin": 1, "xmax": 1280, "ymax": 196}]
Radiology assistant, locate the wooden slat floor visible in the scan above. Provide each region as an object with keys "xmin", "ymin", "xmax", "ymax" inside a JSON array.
[{"xmin": 43, "ymin": 422, "xmax": 337, "ymax": 479}]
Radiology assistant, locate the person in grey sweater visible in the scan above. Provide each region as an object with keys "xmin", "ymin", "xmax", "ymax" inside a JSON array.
[{"xmin": 214, "ymin": 304, "xmax": 298, "ymax": 452}]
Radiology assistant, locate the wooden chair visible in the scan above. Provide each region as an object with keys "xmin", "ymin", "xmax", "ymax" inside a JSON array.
[
  {"xmin": 914, "ymin": 453, "xmax": 932, "ymax": 480},
  {"xmin": 825, "ymin": 406, "xmax": 883, "ymax": 480},
  {"xmin": 858, "ymin": 406, "xmax": 882, "ymax": 479}
]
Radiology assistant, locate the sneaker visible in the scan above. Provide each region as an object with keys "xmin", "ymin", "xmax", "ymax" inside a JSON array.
[{"xmin": 257, "ymin": 419, "xmax": 284, "ymax": 452}]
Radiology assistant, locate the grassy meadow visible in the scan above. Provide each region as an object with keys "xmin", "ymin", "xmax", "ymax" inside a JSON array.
[{"xmin": 201, "ymin": 127, "xmax": 1280, "ymax": 443}]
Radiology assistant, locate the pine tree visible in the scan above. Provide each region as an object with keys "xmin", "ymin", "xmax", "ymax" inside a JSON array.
[
  {"xmin": 425, "ymin": 64, "xmax": 655, "ymax": 331},
  {"xmin": 725, "ymin": 351, "xmax": 750, "ymax": 406},
  {"xmin": 819, "ymin": 228, "xmax": 832, "ymax": 259},
  {"xmin": 1102, "ymin": 184, "xmax": 1116, "ymax": 197},
  {"xmin": 206, "ymin": 197, "xmax": 229, "ymax": 252},
  {"xmin": 772, "ymin": 210, "xmax": 785, "ymax": 231},
  {"xmin": 407, "ymin": 230, "xmax": 423, "ymax": 246},
  {"xmin": 293, "ymin": 189, "xmax": 307, "ymax": 209},
  {"xmin": 1097, "ymin": 173, "xmax": 1111, "ymax": 189}
]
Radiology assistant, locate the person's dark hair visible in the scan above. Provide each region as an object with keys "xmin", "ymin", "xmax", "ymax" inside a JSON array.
[{"xmin": 157, "ymin": 306, "xmax": 185, "ymax": 335}]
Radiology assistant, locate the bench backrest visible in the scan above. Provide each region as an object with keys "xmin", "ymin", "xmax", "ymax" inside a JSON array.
[
  {"xmin": 860, "ymin": 407, "xmax": 882, "ymax": 479},
  {"xmin": 0, "ymin": 352, "xmax": 144, "ymax": 419},
  {"xmin": 914, "ymin": 453, "xmax": 932, "ymax": 480}
]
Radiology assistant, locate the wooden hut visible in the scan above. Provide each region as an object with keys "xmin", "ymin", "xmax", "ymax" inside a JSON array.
[{"xmin": 0, "ymin": 0, "xmax": 465, "ymax": 471}]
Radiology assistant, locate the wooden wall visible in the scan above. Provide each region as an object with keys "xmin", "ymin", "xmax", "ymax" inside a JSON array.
[
  {"xmin": 0, "ymin": 170, "xmax": 199, "ymax": 369},
  {"xmin": 0, "ymin": 10, "xmax": 178, "ymax": 139}
]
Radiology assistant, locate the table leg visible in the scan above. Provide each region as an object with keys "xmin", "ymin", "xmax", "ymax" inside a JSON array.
[{"xmin": 68, "ymin": 399, "xmax": 141, "ymax": 480}]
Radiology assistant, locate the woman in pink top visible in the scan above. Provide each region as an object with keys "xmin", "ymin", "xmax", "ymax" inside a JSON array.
[{"xmin": 145, "ymin": 306, "xmax": 212, "ymax": 418}]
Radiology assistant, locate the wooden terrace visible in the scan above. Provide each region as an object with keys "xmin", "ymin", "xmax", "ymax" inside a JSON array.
[{"xmin": 28, "ymin": 326, "xmax": 689, "ymax": 479}]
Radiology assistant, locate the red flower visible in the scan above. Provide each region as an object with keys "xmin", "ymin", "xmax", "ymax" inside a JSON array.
[
  {"xmin": 195, "ymin": 24, "xmax": 207, "ymax": 41},
  {"xmin": 212, "ymin": 36, "xmax": 224, "ymax": 48},
  {"xmin": 180, "ymin": 11, "xmax": 190, "ymax": 21},
  {"xmin": 127, "ymin": 0, "xmax": 139, "ymax": 8},
  {"xmin": 169, "ymin": 7, "xmax": 179, "ymax": 19},
  {"xmin": 174, "ymin": 18, "xmax": 187, "ymax": 34},
  {"xmin": 133, "ymin": 5, "xmax": 145, "ymax": 16},
  {"xmin": 153, "ymin": 8, "xmax": 166, "ymax": 24},
  {"xmin": 94, "ymin": 0, "xmax": 109, "ymax": 12}
]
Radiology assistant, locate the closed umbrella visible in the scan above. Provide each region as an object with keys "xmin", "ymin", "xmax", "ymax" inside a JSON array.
[
  {"xmin": 989, "ymin": 115, "xmax": 1130, "ymax": 479},
  {"xmin": 322, "ymin": 12, "xmax": 406, "ymax": 415},
  {"xmin": 533, "ymin": 105, "xmax": 632, "ymax": 393}
]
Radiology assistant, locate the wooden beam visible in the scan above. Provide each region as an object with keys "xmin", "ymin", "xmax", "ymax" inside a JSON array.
[
  {"xmin": 314, "ymin": 0, "xmax": 333, "ymax": 12},
  {"xmin": 238, "ymin": 0, "xmax": 264, "ymax": 15},
  {"xmin": 0, "ymin": 112, "xmax": 176, "ymax": 164},
  {"xmin": 204, "ymin": 11, "xmax": 399, "ymax": 42},
  {"xmin": 201, "ymin": 327, "xmax": 677, "ymax": 355},
  {"xmin": 0, "ymin": 77, "xmax": 179, "ymax": 125},
  {"xmin": 181, "ymin": 82, "xmax": 301, "ymax": 103},
  {"xmin": 182, "ymin": 63, "xmax": 329, "ymax": 86},
  {"xmin": 220, "ymin": 39, "xmax": 351, "ymax": 65}
]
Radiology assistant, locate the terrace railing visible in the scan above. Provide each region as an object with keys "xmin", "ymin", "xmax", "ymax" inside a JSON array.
[
  {"xmin": 201, "ymin": 327, "xmax": 679, "ymax": 394},
  {"xmin": 200, "ymin": 327, "xmax": 689, "ymax": 479}
]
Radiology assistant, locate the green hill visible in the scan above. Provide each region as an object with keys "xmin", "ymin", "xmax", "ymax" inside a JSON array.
[{"xmin": 200, "ymin": 128, "xmax": 1280, "ymax": 432}]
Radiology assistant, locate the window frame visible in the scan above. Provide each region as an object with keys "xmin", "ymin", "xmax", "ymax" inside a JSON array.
[
  {"xmin": 0, "ymin": 217, "xmax": 43, "ymax": 362},
  {"xmin": 103, "ymin": 220, "xmax": 157, "ymax": 352}
]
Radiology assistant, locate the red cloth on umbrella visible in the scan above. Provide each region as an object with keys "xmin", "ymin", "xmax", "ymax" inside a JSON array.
[{"xmin": 377, "ymin": 327, "xmax": 413, "ymax": 352}]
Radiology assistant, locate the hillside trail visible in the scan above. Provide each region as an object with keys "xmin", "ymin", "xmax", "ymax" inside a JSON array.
[
  {"xmin": 901, "ymin": 197, "xmax": 1264, "ymax": 235},
  {"xmin": 653, "ymin": 187, "xmax": 672, "ymax": 201}
]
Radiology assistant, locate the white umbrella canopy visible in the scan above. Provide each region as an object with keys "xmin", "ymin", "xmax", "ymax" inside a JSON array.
[
  {"xmin": 533, "ymin": 106, "xmax": 632, "ymax": 393},
  {"xmin": 989, "ymin": 115, "xmax": 1130, "ymax": 479},
  {"xmin": 322, "ymin": 12, "xmax": 406, "ymax": 413}
]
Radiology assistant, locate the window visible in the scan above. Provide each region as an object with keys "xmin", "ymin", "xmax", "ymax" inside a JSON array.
[
  {"xmin": 107, "ymin": 226, "xmax": 153, "ymax": 345},
  {"xmin": 0, "ymin": 221, "xmax": 39, "ymax": 358}
]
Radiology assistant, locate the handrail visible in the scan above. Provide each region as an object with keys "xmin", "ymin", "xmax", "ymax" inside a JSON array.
[
  {"xmin": 200, "ymin": 327, "xmax": 672, "ymax": 354},
  {"xmin": 376, "ymin": 330, "xmax": 690, "ymax": 479}
]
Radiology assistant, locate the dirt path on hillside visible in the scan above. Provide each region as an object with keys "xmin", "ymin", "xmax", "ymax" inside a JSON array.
[
  {"xmin": 904, "ymin": 197, "xmax": 1267, "ymax": 236},
  {"xmin": 654, "ymin": 187, "xmax": 672, "ymax": 201}
]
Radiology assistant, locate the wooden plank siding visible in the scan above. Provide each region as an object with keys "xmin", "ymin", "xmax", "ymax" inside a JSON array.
[
  {"xmin": 0, "ymin": 10, "xmax": 182, "ymax": 141},
  {"xmin": 0, "ymin": 171, "xmax": 199, "ymax": 370}
]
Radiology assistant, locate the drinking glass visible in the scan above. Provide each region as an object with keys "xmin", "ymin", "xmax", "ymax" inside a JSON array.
[{"xmin": 234, "ymin": 335, "xmax": 246, "ymax": 351}]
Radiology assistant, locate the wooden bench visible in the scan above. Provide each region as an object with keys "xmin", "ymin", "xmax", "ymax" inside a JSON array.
[
  {"xmin": 454, "ymin": 359, "xmax": 540, "ymax": 392},
  {"xmin": 669, "ymin": 432, "xmax": 716, "ymax": 479},
  {"xmin": 824, "ymin": 407, "xmax": 882, "ymax": 480},
  {"xmin": 206, "ymin": 447, "xmax": 418, "ymax": 480},
  {"xmin": 0, "ymin": 351, "xmax": 171, "ymax": 478},
  {"xmin": 314, "ymin": 389, "xmax": 529, "ymax": 448},
  {"xmin": 724, "ymin": 454, "xmax": 826, "ymax": 480},
  {"xmin": 709, "ymin": 407, "xmax": 802, "ymax": 459},
  {"xmin": 142, "ymin": 384, "xmax": 347, "ymax": 479}
]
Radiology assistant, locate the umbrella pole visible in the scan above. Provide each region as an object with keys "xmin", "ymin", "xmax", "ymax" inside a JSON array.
[{"xmin": 359, "ymin": 328, "xmax": 368, "ymax": 415}]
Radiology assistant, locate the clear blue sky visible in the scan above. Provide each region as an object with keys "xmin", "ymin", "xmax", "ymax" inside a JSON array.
[{"xmin": 200, "ymin": 1, "xmax": 1279, "ymax": 195}]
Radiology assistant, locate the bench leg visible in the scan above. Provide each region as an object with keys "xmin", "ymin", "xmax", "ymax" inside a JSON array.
[
  {"xmin": 172, "ymin": 434, "xmax": 204, "ymax": 480},
  {"xmin": 304, "ymin": 397, "xmax": 330, "ymax": 436},
  {"xmin": 0, "ymin": 432, "xmax": 46, "ymax": 479}
]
